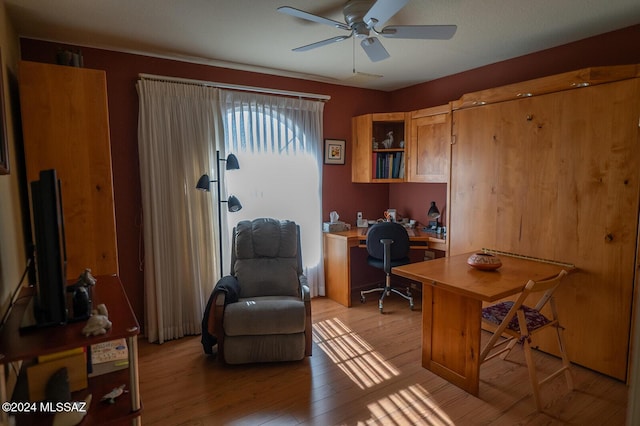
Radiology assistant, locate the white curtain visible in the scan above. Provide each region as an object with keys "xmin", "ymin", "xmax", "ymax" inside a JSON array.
[
  {"xmin": 219, "ymin": 90, "xmax": 326, "ymax": 296},
  {"xmin": 137, "ymin": 80, "xmax": 223, "ymax": 343}
]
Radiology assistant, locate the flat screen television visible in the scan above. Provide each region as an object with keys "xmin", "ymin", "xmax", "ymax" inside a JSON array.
[{"xmin": 22, "ymin": 169, "xmax": 68, "ymax": 328}]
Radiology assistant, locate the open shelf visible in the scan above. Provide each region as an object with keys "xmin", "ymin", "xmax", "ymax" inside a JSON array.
[{"xmin": 0, "ymin": 276, "xmax": 141, "ymax": 425}]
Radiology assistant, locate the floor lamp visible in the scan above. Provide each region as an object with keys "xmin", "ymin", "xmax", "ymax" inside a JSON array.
[{"xmin": 196, "ymin": 150, "xmax": 242, "ymax": 276}]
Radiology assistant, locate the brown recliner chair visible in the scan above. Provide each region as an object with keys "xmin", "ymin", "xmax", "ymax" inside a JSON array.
[{"xmin": 202, "ymin": 218, "xmax": 312, "ymax": 364}]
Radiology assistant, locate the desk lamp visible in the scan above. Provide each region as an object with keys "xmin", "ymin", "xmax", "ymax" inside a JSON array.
[{"xmin": 427, "ymin": 201, "xmax": 440, "ymax": 230}]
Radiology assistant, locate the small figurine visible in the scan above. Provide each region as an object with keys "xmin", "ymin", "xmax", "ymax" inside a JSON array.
[
  {"xmin": 69, "ymin": 268, "xmax": 97, "ymax": 290},
  {"xmin": 69, "ymin": 268, "xmax": 98, "ymax": 319},
  {"xmin": 72, "ymin": 286, "xmax": 91, "ymax": 319},
  {"xmin": 78, "ymin": 268, "xmax": 97, "ymax": 287},
  {"xmin": 82, "ymin": 303, "xmax": 112, "ymax": 336},
  {"xmin": 381, "ymin": 131, "xmax": 393, "ymax": 149},
  {"xmin": 101, "ymin": 384, "xmax": 127, "ymax": 404}
]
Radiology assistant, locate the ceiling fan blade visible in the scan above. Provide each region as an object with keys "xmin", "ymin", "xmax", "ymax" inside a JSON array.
[
  {"xmin": 292, "ymin": 35, "xmax": 352, "ymax": 52},
  {"xmin": 381, "ymin": 25, "xmax": 457, "ymax": 40},
  {"xmin": 278, "ymin": 6, "xmax": 350, "ymax": 31},
  {"xmin": 360, "ymin": 37, "xmax": 390, "ymax": 62},
  {"xmin": 363, "ymin": 0, "xmax": 409, "ymax": 28}
]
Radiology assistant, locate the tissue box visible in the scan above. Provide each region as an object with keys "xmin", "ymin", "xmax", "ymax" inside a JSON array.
[{"xmin": 323, "ymin": 221, "xmax": 348, "ymax": 232}]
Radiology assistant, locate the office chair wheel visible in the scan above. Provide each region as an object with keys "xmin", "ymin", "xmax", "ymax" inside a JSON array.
[
  {"xmin": 360, "ymin": 295, "xmax": 366, "ymax": 303},
  {"xmin": 378, "ymin": 300, "xmax": 384, "ymax": 313}
]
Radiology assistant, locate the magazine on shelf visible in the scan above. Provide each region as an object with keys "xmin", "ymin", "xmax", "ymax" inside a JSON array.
[{"xmin": 88, "ymin": 337, "xmax": 129, "ymax": 377}]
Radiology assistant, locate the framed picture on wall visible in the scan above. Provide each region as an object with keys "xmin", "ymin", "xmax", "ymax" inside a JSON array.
[
  {"xmin": 0, "ymin": 48, "xmax": 8, "ymax": 175},
  {"xmin": 324, "ymin": 139, "xmax": 345, "ymax": 165}
]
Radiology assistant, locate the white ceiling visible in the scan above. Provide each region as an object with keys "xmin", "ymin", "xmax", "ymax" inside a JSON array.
[{"xmin": 5, "ymin": 0, "xmax": 640, "ymax": 91}]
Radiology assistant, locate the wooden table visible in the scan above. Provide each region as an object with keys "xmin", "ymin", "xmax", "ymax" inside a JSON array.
[
  {"xmin": 323, "ymin": 227, "xmax": 446, "ymax": 307},
  {"xmin": 392, "ymin": 251, "xmax": 573, "ymax": 396}
]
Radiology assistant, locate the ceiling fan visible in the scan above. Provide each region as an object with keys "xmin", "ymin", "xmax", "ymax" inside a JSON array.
[{"xmin": 277, "ymin": 0, "xmax": 457, "ymax": 62}]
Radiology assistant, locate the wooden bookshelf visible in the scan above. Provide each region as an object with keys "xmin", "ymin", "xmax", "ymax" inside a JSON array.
[{"xmin": 352, "ymin": 112, "xmax": 408, "ymax": 183}]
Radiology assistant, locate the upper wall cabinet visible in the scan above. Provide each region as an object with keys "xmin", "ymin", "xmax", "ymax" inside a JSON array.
[
  {"xmin": 19, "ymin": 61, "xmax": 118, "ymax": 279},
  {"xmin": 352, "ymin": 112, "xmax": 408, "ymax": 183},
  {"xmin": 407, "ymin": 104, "xmax": 451, "ymax": 183}
]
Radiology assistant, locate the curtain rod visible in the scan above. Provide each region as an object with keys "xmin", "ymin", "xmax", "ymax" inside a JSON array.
[{"xmin": 138, "ymin": 73, "xmax": 331, "ymax": 101}]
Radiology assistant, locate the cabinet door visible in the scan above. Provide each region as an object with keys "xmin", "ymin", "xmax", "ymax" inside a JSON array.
[
  {"xmin": 450, "ymin": 78, "xmax": 640, "ymax": 380},
  {"xmin": 408, "ymin": 105, "xmax": 451, "ymax": 183},
  {"xmin": 352, "ymin": 114, "xmax": 373, "ymax": 183},
  {"xmin": 19, "ymin": 61, "xmax": 118, "ymax": 278}
]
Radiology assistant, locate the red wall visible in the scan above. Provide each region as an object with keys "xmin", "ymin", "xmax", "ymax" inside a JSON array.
[
  {"xmin": 19, "ymin": 23, "xmax": 640, "ymax": 325},
  {"xmin": 19, "ymin": 39, "xmax": 393, "ymax": 323},
  {"xmin": 390, "ymin": 24, "xmax": 640, "ymax": 111},
  {"xmin": 389, "ymin": 183, "xmax": 447, "ymax": 227}
]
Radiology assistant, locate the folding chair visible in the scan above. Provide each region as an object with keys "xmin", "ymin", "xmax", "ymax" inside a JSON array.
[{"xmin": 480, "ymin": 269, "xmax": 573, "ymax": 410}]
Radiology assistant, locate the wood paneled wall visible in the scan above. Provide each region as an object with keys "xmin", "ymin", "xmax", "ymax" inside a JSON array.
[{"xmin": 449, "ymin": 68, "xmax": 640, "ymax": 380}]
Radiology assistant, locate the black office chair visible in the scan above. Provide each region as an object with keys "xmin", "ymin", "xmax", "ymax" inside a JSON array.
[{"xmin": 360, "ymin": 221, "xmax": 413, "ymax": 313}]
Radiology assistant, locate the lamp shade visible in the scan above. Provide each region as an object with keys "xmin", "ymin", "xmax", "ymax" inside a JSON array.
[
  {"xmin": 196, "ymin": 174, "xmax": 212, "ymax": 191},
  {"xmin": 225, "ymin": 153, "xmax": 240, "ymax": 170},
  {"xmin": 227, "ymin": 195, "xmax": 242, "ymax": 212},
  {"xmin": 427, "ymin": 201, "xmax": 440, "ymax": 218}
]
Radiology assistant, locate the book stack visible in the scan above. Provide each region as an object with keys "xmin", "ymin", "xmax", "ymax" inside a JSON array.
[
  {"xmin": 88, "ymin": 338, "xmax": 129, "ymax": 377},
  {"xmin": 374, "ymin": 152, "xmax": 405, "ymax": 179}
]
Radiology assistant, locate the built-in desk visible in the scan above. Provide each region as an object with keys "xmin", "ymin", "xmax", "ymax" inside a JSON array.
[{"xmin": 323, "ymin": 227, "xmax": 446, "ymax": 307}]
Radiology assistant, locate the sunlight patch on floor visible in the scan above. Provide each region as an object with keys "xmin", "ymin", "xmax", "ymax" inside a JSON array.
[
  {"xmin": 362, "ymin": 384, "xmax": 455, "ymax": 425},
  {"xmin": 313, "ymin": 318, "xmax": 400, "ymax": 389}
]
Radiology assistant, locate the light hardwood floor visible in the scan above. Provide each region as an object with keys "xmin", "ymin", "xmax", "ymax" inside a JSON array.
[{"xmin": 138, "ymin": 294, "xmax": 628, "ymax": 425}]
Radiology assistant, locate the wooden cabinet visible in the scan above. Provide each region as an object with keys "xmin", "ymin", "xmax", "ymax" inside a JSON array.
[
  {"xmin": 407, "ymin": 104, "xmax": 451, "ymax": 183},
  {"xmin": 449, "ymin": 65, "xmax": 640, "ymax": 381},
  {"xmin": 352, "ymin": 107, "xmax": 452, "ymax": 184},
  {"xmin": 352, "ymin": 112, "xmax": 408, "ymax": 182},
  {"xmin": 0, "ymin": 276, "xmax": 141, "ymax": 425},
  {"xmin": 18, "ymin": 61, "xmax": 118, "ymax": 279}
]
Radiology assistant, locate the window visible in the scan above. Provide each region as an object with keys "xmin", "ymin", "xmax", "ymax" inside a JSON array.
[{"xmin": 220, "ymin": 90, "xmax": 325, "ymax": 295}]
